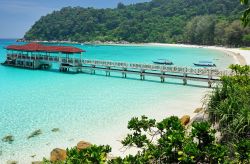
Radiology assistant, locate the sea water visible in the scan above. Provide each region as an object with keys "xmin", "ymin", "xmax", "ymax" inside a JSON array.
[{"xmin": 0, "ymin": 39, "xmax": 235, "ymax": 163}]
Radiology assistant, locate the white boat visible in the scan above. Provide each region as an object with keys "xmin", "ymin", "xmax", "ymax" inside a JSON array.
[
  {"xmin": 194, "ymin": 61, "xmax": 216, "ymax": 67},
  {"xmin": 153, "ymin": 59, "xmax": 173, "ymax": 65}
]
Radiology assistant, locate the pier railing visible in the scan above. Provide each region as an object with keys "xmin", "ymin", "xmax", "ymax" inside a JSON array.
[
  {"xmin": 82, "ymin": 59, "xmax": 234, "ymax": 78},
  {"xmin": 6, "ymin": 54, "xmax": 235, "ymax": 87}
]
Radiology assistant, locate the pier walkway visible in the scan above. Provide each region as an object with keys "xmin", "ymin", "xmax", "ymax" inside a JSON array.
[
  {"xmin": 79, "ymin": 59, "xmax": 233, "ymax": 87},
  {"xmin": 5, "ymin": 54, "xmax": 234, "ymax": 87}
]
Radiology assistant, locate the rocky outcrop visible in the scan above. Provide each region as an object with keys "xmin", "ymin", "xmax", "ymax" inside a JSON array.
[
  {"xmin": 7, "ymin": 161, "xmax": 18, "ymax": 164},
  {"xmin": 191, "ymin": 112, "xmax": 209, "ymax": 123},
  {"xmin": 2, "ymin": 135, "xmax": 14, "ymax": 144},
  {"xmin": 77, "ymin": 141, "xmax": 92, "ymax": 151},
  {"xmin": 27, "ymin": 129, "xmax": 42, "ymax": 139},
  {"xmin": 51, "ymin": 128, "xmax": 60, "ymax": 132},
  {"xmin": 180, "ymin": 115, "xmax": 190, "ymax": 126},
  {"xmin": 32, "ymin": 162, "xmax": 42, "ymax": 164},
  {"xmin": 194, "ymin": 107, "xmax": 204, "ymax": 113},
  {"xmin": 50, "ymin": 148, "xmax": 67, "ymax": 162}
]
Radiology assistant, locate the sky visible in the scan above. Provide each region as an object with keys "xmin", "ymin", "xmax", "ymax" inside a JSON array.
[{"xmin": 0, "ymin": 0, "xmax": 149, "ymax": 39}]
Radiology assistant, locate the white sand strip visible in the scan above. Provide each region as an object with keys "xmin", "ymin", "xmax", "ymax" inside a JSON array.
[{"xmin": 100, "ymin": 43, "xmax": 250, "ymax": 65}]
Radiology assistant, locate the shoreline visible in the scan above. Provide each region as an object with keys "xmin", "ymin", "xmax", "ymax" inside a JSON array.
[
  {"xmin": 28, "ymin": 40, "xmax": 249, "ymax": 65},
  {"xmin": 93, "ymin": 42, "xmax": 249, "ymax": 65}
]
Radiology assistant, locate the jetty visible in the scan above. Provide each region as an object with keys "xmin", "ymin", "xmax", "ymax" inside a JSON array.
[{"xmin": 2, "ymin": 43, "xmax": 234, "ymax": 87}]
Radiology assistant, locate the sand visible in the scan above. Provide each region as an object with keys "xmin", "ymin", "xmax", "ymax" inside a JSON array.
[
  {"xmin": 103, "ymin": 43, "xmax": 250, "ymax": 65},
  {"xmin": 146, "ymin": 43, "xmax": 250, "ymax": 65}
]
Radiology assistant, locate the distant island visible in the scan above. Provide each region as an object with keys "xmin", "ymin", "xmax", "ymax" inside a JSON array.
[{"xmin": 24, "ymin": 0, "xmax": 250, "ymax": 47}]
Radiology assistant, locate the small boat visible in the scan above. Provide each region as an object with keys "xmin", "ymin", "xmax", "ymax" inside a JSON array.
[
  {"xmin": 153, "ymin": 59, "xmax": 173, "ymax": 65},
  {"xmin": 193, "ymin": 61, "xmax": 216, "ymax": 67}
]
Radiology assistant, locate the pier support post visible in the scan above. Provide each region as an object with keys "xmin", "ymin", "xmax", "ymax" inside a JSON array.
[
  {"xmin": 106, "ymin": 67, "xmax": 111, "ymax": 76},
  {"xmin": 91, "ymin": 69, "xmax": 95, "ymax": 74},
  {"xmin": 160, "ymin": 76, "xmax": 165, "ymax": 83},
  {"xmin": 208, "ymin": 75, "xmax": 212, "ymax": 88},
  {"xmin": 140, "ymin": 70, "xmax": 145, "ymax": 80},
  {"xmin": 122, "ymin": 72, "xmax": 127, "ymax": 78},
  {"xmin": 122, "ymin": 68, "xmax": 127, "ymax": 78},
  {"xmin": 160, "ymin": 71, "xmax": 165, "ymax": 83},
  {"xmin": 183, "ymin": 79, "xmax": 187, "ymax": 85},
  {"xmin": 91, "ymin": 65, "xmax": 96, "ymax": 74},
  {"xmin": 140, "ymin": 74, "xmax": 145, "ymax": 80},
  {"xmin": 105, "ymin": 71, "xmax": 110, "ymax": 76},
  {"xmin": 183, "ymin": 73, "xmax": 187, "ymax": 85},
  {"xmin": 208, "ymin": 81, "xmax": 212, "ymax": 88}
]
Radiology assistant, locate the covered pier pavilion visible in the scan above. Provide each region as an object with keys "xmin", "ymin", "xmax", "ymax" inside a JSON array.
[{"xmin": 3, "ymin": 42, "xmax": 85, "ymax": 70}]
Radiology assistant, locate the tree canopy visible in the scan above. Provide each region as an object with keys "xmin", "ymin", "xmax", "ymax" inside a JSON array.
[{"xmin": 24, "ymin": 0, "xmax": 250, "ymax": 46}]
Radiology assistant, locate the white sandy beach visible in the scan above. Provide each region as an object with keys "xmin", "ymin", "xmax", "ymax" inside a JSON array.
[
  {"xmin": 100, "ymin": 42, "xmax": 249, "ymax": 65},
  {"xmin": 137, "ymin": 43, "xmax": 250, "ymax": 65}
]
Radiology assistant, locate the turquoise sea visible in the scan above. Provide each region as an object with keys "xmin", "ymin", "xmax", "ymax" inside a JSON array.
[{"xmin": 0, "ymin": 39, "xmax": 235, "ymax": 163}]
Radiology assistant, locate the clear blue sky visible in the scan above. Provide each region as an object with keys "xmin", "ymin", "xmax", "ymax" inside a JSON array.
[{"xmin": 0, "ymin": 0, "xmax": 149, "ymax": 38}]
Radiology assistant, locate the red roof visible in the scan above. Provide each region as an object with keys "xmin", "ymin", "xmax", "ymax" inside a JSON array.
[{"xmin": 6, "ymin": 43, "xmax": 85, "ymax": 53}]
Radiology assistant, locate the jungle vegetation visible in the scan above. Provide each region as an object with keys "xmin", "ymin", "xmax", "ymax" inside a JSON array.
[{"xmin": 24, "ymin": 0, "xmax": 250, "ymax": 47}]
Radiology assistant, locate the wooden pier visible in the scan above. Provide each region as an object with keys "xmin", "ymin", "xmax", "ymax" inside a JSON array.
[
  {"xmin": 3, "ymin": 43, "xmax": 234, "ymax": 88},
  {"xmin": 60, "ymin": 59, "xmax": 233, "ymax": 87}
]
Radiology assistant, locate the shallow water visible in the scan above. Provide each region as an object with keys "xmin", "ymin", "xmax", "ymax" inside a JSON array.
[{"xmin": 0, "ymin": 39, "xmax": 235, "ymax": 163}]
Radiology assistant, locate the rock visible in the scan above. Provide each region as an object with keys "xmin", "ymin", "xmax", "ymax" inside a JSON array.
[
  {"xmin": 2, "ymin": 135, "xmax": 14, "ymax": 144},
  {"xmin": 180, "ymin": 115, "xmax": 190, "ymax": 126},
  {"xmin": 50, "ymin": 148, "xmax": 67, "ymax": 162},
  {"xmin": 32, "ymin": 162, "xmax": 42, "ymax": 164},
  {"xmin": 77, "ymin": 141, "xmax": 92, "ymax": 151},
  {"xmin": 30, "ymin": 154, "xmax": 36, "ymax": 158},
  {"xmin": 27, "ymin": 129, "xmax": 42, "ymax": 139},
  {"xmin": 7, "ymin": 161, "xmax": 18, "ymax": 164},
  {"xmin": 194, "ymin": 108, "xmax": 204, "ymax": 113},
  {"xmin": 191, "ymin": 113, "xmax": 209, "ymax": 122},
  {"xmin": 215, "ymin": 131, "xmax": 223, "ymax": 142},
  {"xmin": 51, "ymin": 128, "xmax": 60, "ymax": 132}
]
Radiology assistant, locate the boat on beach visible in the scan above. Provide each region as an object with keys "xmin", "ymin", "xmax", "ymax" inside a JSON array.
[
  {"xmin": 193, "ymin": 61, "xmax": 216, "ymax": 67},
  {"xmin": 152, "ymin": 59, "xmax": 173, "ymax": 65}
]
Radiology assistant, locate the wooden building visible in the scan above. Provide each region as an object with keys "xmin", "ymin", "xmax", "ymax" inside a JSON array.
[{"xmin": 3, "ymin": 42, "xmax": 85, "ymax": 71}]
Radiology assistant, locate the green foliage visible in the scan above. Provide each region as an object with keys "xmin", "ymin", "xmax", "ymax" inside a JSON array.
[
  {"xmin": 24, "ymin": 0, "xmax": 250, "ymax": 46},
  {"xmin": 235, "ymin": 139, "xmax": 250, "ymax": 163},
  {"xmin": 207, "ymin": 64, "xmax": 250, "ymax": 162},
  {"xmin": 240, "ymin": 47, "xmax": 250, "ymax": 50},
  {"xmin": 110, "ymin": 116, "xmax": 229, "ymax": 163},
  {"xmin": 66, "ymin": 145, "xmax": 111, "ymax": 164},
  {"xmin": 240, "ymin": 0, "xmax": 250, "ymax": 26}
]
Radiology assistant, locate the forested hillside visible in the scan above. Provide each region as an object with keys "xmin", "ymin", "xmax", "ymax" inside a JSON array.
[{"xmin": 24, "ymin": 0, "xmax": 250, "ymax": 46}]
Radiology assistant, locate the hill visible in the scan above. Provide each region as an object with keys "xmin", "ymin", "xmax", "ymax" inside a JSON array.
[{"xmin": 24, "ymin": 0, "xmax": 250, "ymax": 46}]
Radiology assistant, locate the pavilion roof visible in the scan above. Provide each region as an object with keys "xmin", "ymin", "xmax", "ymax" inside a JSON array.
[{"xmin": 6, "ymin": 43, "xmax": 85, "ymax": 53}]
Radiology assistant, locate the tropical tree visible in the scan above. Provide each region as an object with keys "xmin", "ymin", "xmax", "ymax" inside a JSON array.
[
  {"xmin": 240, "ymin": 0, "xmax": 250, "ymax": 26},
  {"xmin": 110, "ymin": 116, "xmax": 229, "ymax": 163},
  {"xmin": 206, "ymin": 65, "xmax": 250, "ymax": 164}
]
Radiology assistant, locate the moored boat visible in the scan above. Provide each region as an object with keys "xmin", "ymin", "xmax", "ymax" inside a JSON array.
[
  {"xmin": 193, "ymin": 61, "xmax": 216, "ymax": 67},
  {"xmin": 153, "ymin": 59, "xmax": 173, "ymax": 65}
]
